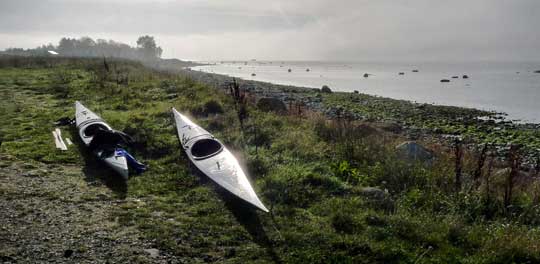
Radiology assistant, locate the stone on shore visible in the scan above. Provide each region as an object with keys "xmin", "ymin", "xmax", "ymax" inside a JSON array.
[
  {"xmin": 395, "ymin": 141, "xmax": 434, "ymax": 163},
  {"xmin": 378, "ymin": 122, "xmax": 402, "ymax": 133},
  {"xmin": 358, "ymin": 187, "xmax": 394, "ymax": 212},
  {"xmin": 256, "ymin": 97, "xmax": 287, "ymax": 113},
  {"xmin": 144, "ymin": 248, "xmax": 160, "ymax": 258}
]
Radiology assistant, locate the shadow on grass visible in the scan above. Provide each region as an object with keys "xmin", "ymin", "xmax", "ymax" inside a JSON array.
[
  {"xmin": 69, "ymin": 127, "xmax": 127, "ymax": 198},
  {"xmin": 188, "ymin": 161, "xmax": 282, "ymax": 264},
  {"xmin": 218, "ymin": 189, "xmax": 282, "ymax": 264}
]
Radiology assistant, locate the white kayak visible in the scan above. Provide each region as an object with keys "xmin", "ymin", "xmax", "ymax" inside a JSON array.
[
  {"xmin": 172, "ymin": 108, "xmax": 269, "ymax": 212},
  {"xmin": 75, "ymin": 101, "xmax": 129, "ymax": 179}
]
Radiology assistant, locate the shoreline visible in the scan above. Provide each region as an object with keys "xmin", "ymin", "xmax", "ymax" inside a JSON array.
[
  {"xmin": 189, "ymin": 61, "xmax": 540, "ymax": 124},
  {"xmin": 181, "ymin": 68, "xmax": 512, "ymax": 121},
  {"xmin": 179, "ymin": 67, "xmax": 540, "ymax": 165}
]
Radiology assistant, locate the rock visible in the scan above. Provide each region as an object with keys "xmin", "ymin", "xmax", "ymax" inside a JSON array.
[
  {"xmin": 452, "ymin": 76, "xmax": 459, "ymax": 79},
  {"xmin": 165, "ymin": 93, "xmax": 177, "ymax": 99},
  {"xmin": 354, "ymin": 124, "xmax": 378, "ymax": 137},
  {"xmin": 353, "ymin": 90, "xmax": 359, "ymax": 94},
  {"xmin": 412, "ymin": 69, "xmax": 419, "ymax": 72},
  {"xmin": 321, "ymin": 85, "xmax": 332, "ymax": 93},
  {"xmin": 395, "ymin": 141, "xmax": 434, "ymax": 163},
  {"xmin": 363, "ymin": 73, "xmax": 369, "ymax": 78},
  {"xmin": 358, "ymin": 187, "xmax": 394, "ymax": 212},
  {"xmin": 144, "ymin": 248, "xmax": 160, "ymax": 258},
  {"xmin": 251, "ymin": 73, "xmax": 256, "ymax": 76},
  {"xmin": 306, "ymin": 68, "xmax": 310, "ymax": 72},
  {"xmin": 287, "ymin": 69, "xmax": 292, "ymax": 72},
  {"xmin": 22, "ymin": 170, "xmax": 40, "ymax": 177},
  {"xmin": 359, "ymin": 187, "xmax": 387, "ymax": 200},
  {"xmin": 399, "ymin": 72, "xmax": 405, "ymax": 75},
  {"xmin": 462, "ymin": 75, "xmax": 469, "ymax": 79},
  {"xmin": 256, "ymin": 97, "xmax": 287, "ymax": 113},
  {"xmin": 379, "ymin": 122, "xmax": 402, "ymax": 133},
  {"xmin": 63, "ymin": 249, "xmax": 74, "ymax": 258},
  {"xmin": 440, "ymin": 79, "xmax": 450, "ymax": 83},
  {"xmin": 534, "ymin": 70, "xmax": 540, "ymax": 73}
]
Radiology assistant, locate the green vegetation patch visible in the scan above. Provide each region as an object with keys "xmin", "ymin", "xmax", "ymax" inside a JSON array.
[{"xmin": 2, "ymin": 57, "xmax": 540, "ymax": 263}]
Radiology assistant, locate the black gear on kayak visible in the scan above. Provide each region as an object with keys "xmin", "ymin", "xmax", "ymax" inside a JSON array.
[
  {"xmin": 88, "ymin": 127, "xmax": 135, "ymax": 151},
  {"xmin": 55, "ymin": 117, "xmax": 75, "ymax": 126}
]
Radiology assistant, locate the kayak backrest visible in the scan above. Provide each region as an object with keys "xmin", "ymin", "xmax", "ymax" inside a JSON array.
[{"xmin": 191, "ymin": 138, "xmax": 223, "ymax": 160}]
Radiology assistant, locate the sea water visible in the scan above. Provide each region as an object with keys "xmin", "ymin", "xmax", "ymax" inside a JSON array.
[{"xmin": 192, "ymin": 61, "xmax": 540, "ymax": 123}]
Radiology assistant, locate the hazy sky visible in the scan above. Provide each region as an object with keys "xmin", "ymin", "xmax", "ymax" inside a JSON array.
[{"xmin": 1, "ymin": 0, "xmax": 539, "ymax": 61}]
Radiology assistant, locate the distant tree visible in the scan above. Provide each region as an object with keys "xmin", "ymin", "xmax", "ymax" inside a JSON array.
[
  {"xmin": 4, "ymin": 35, "xmax": 164, "ymax": 62},
  {"xmin": 136, "ymin": 35, "xmax": 163, "ymax": 61},
  {"xmin": 57, "ymin": 38, "xmax": 77, "ymax": 56},
  {"xmin": 78, "ymin": 37, "xmax": 96, "ymax": 57}
]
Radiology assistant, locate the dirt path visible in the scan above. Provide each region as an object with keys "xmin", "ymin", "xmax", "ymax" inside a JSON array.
[{"xmin": 0, "ymin": 154, "xmax": 180, "ymax": 263}]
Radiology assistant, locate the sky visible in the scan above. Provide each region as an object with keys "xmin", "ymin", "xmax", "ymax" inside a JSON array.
[{"xmin": 1, "ymin": 0, "xmax": 539, "ymax": 61}]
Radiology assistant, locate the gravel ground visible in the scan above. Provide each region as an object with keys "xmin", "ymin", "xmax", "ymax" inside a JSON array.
[{"xmin": 0, "ymin": 154, "xmax": 181, "ymax": 264}]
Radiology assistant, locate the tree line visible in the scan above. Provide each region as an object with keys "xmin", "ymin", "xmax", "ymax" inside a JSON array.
[{"xmin": 3, "ymin": 36, "xmax": 163, "ymax": 62}]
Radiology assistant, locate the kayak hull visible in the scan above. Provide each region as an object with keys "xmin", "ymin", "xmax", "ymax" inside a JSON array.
[{"xmin": 172, "ymin": 108, "xmax": 268, "ymax": 212}]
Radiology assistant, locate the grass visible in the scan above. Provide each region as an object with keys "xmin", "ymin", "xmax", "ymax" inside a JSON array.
[{"xmin": 1, "ymin": 56, "xmax": 540, "ymax": 263}]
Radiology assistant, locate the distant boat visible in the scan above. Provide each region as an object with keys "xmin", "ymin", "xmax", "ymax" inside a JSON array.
[
  {"xmin": 306, "ymin": 68, "xmax": 310, "ymax": 72},
  {"xmin": 463, "ymin": 75, "xmax": 469, "ymax": 79},
  {"xmin": 452, "ymin": 76, "xmax": 459, "ymax": 79},
  {"xmin": 251, "ymin": 73, "xmax": 256, "ymax": 76},
  {"xmin": 412, "ymin": 69, "xmax": 419, "ymax": 72},
  {"xmin": 288, "ymin": 69, "xmax": 292, "ymax": 73},
  {"xmin": 441, "ymin": 79, "xmax": 450, "ymax": 83},
  {"xmin": 399, "ymin": 72, "xmax": 405, "ymax": 75},
  {"xmin": 48, "ymin": 50, "xmax": 58, "ymax": 55}
]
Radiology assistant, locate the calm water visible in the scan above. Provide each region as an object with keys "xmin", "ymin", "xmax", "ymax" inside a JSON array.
[{"xmin": 192, "ymin": 61, "xmax": 540, "ymax": 123}]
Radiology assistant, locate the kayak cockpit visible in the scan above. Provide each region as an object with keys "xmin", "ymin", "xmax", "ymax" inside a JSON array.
[
  {"xmin": 191, "ymin": 138, "xmax": 223, "ymax": 160},
  {"xmin": 83, "ymin": 123, "xmax": 110, "ymax": 137}
]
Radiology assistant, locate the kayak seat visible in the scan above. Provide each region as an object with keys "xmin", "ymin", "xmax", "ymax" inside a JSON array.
[
  {"xmin": 83, "ymin": 123, "xmax": 110, "ymax": 137},
  {"xmin": 191, "ymin": 138, "xmax": 223, "ymax": 160}
]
